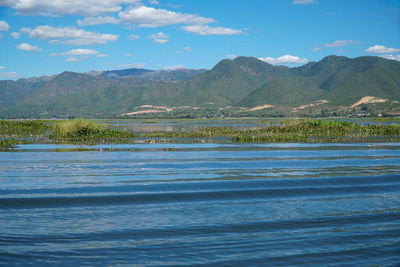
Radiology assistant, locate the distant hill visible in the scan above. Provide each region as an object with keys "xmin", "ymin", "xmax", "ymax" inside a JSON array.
[{"xmin": 1, "ymin": 55, "xmax": 399, "ymax": 118}]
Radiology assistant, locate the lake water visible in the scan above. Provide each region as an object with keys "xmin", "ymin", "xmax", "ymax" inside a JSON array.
[{"xmin": 1, "ymin": 141, "xmax": 400, "ymax": 265}]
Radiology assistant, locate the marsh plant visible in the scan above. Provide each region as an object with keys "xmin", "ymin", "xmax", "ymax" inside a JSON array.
[{"xmin": 50, "ymin": 118, "xmax": 135, "ymax": 143}]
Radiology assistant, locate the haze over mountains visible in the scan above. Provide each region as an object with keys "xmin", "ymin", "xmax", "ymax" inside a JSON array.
[{"xmin": 1, "ymin": 55, "xmax": 399, "ymax": 118}]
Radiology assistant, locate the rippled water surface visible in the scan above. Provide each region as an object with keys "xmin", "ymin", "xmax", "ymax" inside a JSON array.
[{"xmin": 1, "ymin": 141, "xmax": 400, "ymax": 265}]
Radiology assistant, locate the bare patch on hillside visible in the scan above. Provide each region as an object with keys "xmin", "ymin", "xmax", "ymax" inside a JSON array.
[
  {"xmin": 292, "ymin": 100, "xmax": 329, "ymax": 112},
  {"xmin": 351, "ymin": 96, "xmax": 387, "ymax": 108},
  {"xmin": 247, "ymin": 104, "xmax": 274, "ymax": 111}
]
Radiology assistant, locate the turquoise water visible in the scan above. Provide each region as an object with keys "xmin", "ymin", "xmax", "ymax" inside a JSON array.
[{"xmin": 1, "ymin": 142, "xmax": 400, "ymax": 265}]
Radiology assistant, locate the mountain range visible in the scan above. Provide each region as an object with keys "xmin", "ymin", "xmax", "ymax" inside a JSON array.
[{"xmin": 1, "ymin": 55, "xmax": 399, "ymax": 118}]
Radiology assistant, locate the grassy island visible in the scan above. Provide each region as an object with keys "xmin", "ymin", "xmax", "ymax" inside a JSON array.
[{"xmin": 0, "ymin": 118, "xmax": 399, "ymax": 147}]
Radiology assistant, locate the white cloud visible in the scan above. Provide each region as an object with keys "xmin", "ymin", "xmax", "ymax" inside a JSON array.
[
  {"xmin": 117, "ymin": 62, "xmax": 147, "ymax": 68},
  {"xmin": 177, "ymin": 46, "xmax": 191, "ymax": 54},
  {"xmin": 149, "ymin": 0, "xmax": 159, "ymax": 5},
  {"xmin": 0, "ymin": 72, "xmax": 19, "ymax": 79},
  {"xmin": 365, "ymin": 45, "xmax": 400, "ymax": 54},
  {"xmin": 0, "ymin": 66, "xmax": 5, "ymax": 70},
  {"xmin": 293, "ymin": 0, "xmax": 318, "ymax": 5},
  {"xmin": 21, "ymin": 25, "xmax": 119, "ymax": 45},
  {"xmin": 324, "ymin": 40, "xmax": 354, "ymax": 47},
  {"xmin": 128, "ymin": 34, "xmax": 140, "ymax": 40},
  {"xmin": 96, "ymin": 54, "xmax": 108, "ymax": 57},
  {"xmin": 10, "ymin": 32, "xmax": 21, "ymax": 38},
  {"xmin": 258, "ymin": 55, "xmax": 309, "ymax": 65},
  {"xmin": 17, "ymin": 43, "xmax": 42, "ymax": 52},
  {"xmin": 378, "ymin": 54, "xmax": 400, "ymax": 61},
  {"xmin": 148, "ymin": 32, "xmax": 169, "ymax": 44},
  {"xmin": 226, "ymin": 54, "xmax": 237, "ymax": 59},
  {"xmin": 77, "ymin": 16, "xmax": 120, "ymax": 27},
  {"xmin": 124, "ymin": 53, "xmax": 133, "ymax": 57},
  {"xmin": 60, "ymin": 49, "xmax": 100, "ymax": 56},
  {"xmin": 0, "ymin": 0, "xmax": 141, "ymax": 16},
  {"xmin": 0, "ymin": 20, "xmax": 10, "ymax": 31},
  {"xmin": 66, "ymin": 57, "xmax": 82, "ymax": 62},
  {"xmin": 182, "ymin": 25, "xmax": 242, "ymax": 35},
  {"xmin": 163, "ymin": 65, "xmax": 184, "ymax": 70},
  {"xmin": 311, "ymin": 47, "xmax": 321, "ymax": 51},
  {"xmin": 119, "ymin": 6, "xmax": 214, "ymax": 27}
]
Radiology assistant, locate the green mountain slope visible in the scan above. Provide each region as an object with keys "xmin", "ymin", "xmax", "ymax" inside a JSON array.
[
  {"xmin": 0, "ymin": 80, "xmax": 36, "ymax": 110},
  {"xmin": 238, "ymin": 76, "xmax": 323, "ymax": 107},
  {"xmin": 322, "ymin": 57, "xmax": 400, "ymax": 104}
]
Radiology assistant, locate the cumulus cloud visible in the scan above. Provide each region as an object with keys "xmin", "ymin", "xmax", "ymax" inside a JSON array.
[
  {"xmin": 0, "ymin": 72, "xmax": 19, "ymax": 79},
  {"xmin": 117, "ymin": 62, "xmax": 147, "ymax": 68},
  {"xmin": 128, "ymin": 34, "xmax": 140, "ymax": 40},
  {"xmin": 119, "ymin": 6, "xmax": 215, "ymax": 27},
  {"xmin": 293, "ymin": 0, "xmax": 318, "ymax": 5},
  {"xmin": 365, "ymin": 45, "xmax": 400, "ymax": 54},
  {"xmin": 21, "ymin": 25, "xmax": 119, "ymax": 45},
  {"xmin": 17, "ymin": 43, "xmax": 42, "ymax": 52},
  {"xmin": 226, "ymin": 54, "xmax": 238, "ymax": 59},
  {"xmin": 0, "ymin": 0, "xmax": 141, "ymax": 16},
  {"xmin": 324, "ymin": 40, "xmax": 354, "ymax": 47},
  {"xmin": 77, "ymin": 16, "xmax": 120, "ymax": 27},
  {"xmin": 258, "ymin": 55, "xmax": 308, "ymax": 65},
  {"xmin": 10, "ymin": 32, "xmax": 21, "ymax": 38},
  {"xmin": 378, "ymin": 54, "xmax": 400, "ymax": 61},
  {"xmin": 148, "ymin": 32, "xmax": 169, "ymax": 43},
  {"xmin": 0, "ymin": 20, "xmax": 10, "ymax": 31},
  {"xmin": 149, "ymin": 0, "xmax": 159, "ymax": 5},
  {"xmin": 182, "ymin": 25, "xmax": 242, "ymax": 35}
]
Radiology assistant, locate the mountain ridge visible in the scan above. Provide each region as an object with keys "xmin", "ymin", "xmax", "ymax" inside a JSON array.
[{"xmin": 1, "ymin": 55, "xmax": 399, "ymax": 118}]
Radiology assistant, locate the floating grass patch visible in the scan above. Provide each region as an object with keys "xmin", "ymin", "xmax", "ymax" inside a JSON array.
[
  {"xmin": 50, "ymin": 118, "xmax": 136, "ymax": 143},
  {"xmin": 0, "ymin": 120, "xmax": 49, "ymax": 137},
  {"xmin": 139, "ymin": 119, "xmax": 400, "ymax": 143},
  {"xmin": 231, "ymin": 119, "xmax": 400, "ymax": 143}
]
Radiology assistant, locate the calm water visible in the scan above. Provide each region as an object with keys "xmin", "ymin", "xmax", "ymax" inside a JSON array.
[{"xmin": 1, "ymin": 142, "xmax": 400, "ymax": 266}]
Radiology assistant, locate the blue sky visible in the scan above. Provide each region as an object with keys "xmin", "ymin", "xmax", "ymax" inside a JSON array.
[{"xmin": 0, "ymin": 0, "xmax": 399, "ymax": 79}]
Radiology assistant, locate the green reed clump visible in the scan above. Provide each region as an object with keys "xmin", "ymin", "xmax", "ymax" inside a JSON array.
[
  {"xmin": 0, "ymin": 120, "xmax": 49, "ymax": 137},
  {"xmin": 50, "ymin": 118, "xmax": 136, "ymax": 143}
]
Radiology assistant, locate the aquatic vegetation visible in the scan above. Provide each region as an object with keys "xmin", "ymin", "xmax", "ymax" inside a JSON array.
[
  {"xmin": 1, "ymin": 118, "xmax": 399, "ymax": 144},
  {"xmin": 232, "ymin": 119, "xmax": 400, "ymax": 142},
  {"xmin": 0, "ymin": 120, "xmax": 49, "ymax": 137},
  {"xmin": 139, "ymin": 118, "xmax": 400, "ymax": 143},
  {"xmin": 0, "ymin": 139, "xmax": 18, "ymax": 149},
  {"xmin": 50, "ymin": 118, "xmax": 136, "ymax": 143}
]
